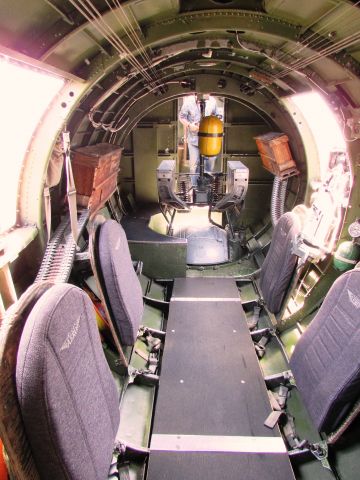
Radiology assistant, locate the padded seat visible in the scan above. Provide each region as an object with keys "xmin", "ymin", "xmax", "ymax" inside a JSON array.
[
  {"xmin": 93, "ymin": 219, "xmax": 144, "ymax": 346},
  {"xmin": 259, "ymin": 212, "xmax": 302, "ymax": 314},
  {"xmin": 290, "ymin": 268, "xmax": 360, "ymax": 434},
  {"xmin": 15, "ymin": 283, "xmax": 120, "ymax": 480}
]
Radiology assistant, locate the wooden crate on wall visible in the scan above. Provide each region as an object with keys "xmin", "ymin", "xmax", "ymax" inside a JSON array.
[
  {"xmin": 72, "ymin": 143, "xmax": 122, "ymax": 215},
  {"xmin": 254, "ymin": 132, "xmax": 298, "ymax": 178}
]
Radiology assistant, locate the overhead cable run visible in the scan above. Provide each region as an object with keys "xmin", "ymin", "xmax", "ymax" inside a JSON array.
[
  {"xmin": 235, "ymin": 1, "xmax": 360, "ymax": 86},
  {"xmin": 276, "ymin": 0, "xmax": 360, "ymax": 64},
  {"xmin": 106, "ymin": 0, "xmax": 161, "ymax": 85},
  {"xmin": 89, "ymin": 110, "xmax": 129, "ymax": 133},
  {"xmin": 236, "ymin": 26, "xmax": 360, "ymax": 87},
  {"xmin": 272, "ymin": 1, "xmax": 360, "ymax": 79},
  {"xmin": 274, "ymin": 30, "xmax": 360, "ymax": 80},
  {"xmin": 68, "ymin": 0, "xmax": 160, "ymax": 88},
  {"xmin": 67, "ymin": 0, "xmax": 164, "ymax": 132}
]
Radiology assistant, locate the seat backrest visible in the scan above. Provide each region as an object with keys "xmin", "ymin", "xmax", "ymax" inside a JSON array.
[
  {"xmin": 259, "ymin": 212, "xmax": 301, "ymax": 313},
  {"xmin": 93, "ymin": 219, "xmax": 144, "ymax": 346},
  {"xmin": 290, "ymin": 268, "xmax": 360, "ymax": 434},
  {"xmin": 0, "ymin": 282, "xmax": 52, "ymax": 480},
  {"xmin": 15, "ymin": 283, "xmax": 120, "ymax": 480}
]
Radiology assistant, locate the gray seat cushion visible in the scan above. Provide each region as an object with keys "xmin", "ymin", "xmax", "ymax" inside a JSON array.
[
  {"xmin": 290, "ymin": 268, "xmax": 360, "ymax": 433},
  {"xmin": 97, "ymin": 220, "xmax": 144, "ymax": 345},
  {"xmin": 259, "ymin": 212, "xmax": 301, "ymax": 313},
  {"xmin": 16, "ymin": 284, "xmax": 120, "ymax": 480}
]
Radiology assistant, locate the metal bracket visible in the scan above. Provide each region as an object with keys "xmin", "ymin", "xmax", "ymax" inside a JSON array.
[
  {"xmin": 113, "ymin": 440, "xmax": 149, "ymax": 461},
  {"xmin": 264, "ymin": 370, "xmax": 294, "ymax": 390},
  {"xmin": 127, "ymin": 365, "xmax": 159, "ymax": 387},
  {"xmin": 251, "ymin": 327, "xmax": 276, "ymax": 358},
  {"xmin": 250, "ymin": 327, "xmax": 275, "ymax": 341},
  {"xmin": 132, "ymin": 260, "xmax": 143, "ymax": 276},
  {"xmin": 288, "ymin": 441, "xmax": 341, "ymax": 479},
  {"xmin": 137, "ymin": 326, "xmax": 164, "ymax": 352},
  {"xmin": 310, "ymin": 441, "xmax": 341, "ymax": 479}
]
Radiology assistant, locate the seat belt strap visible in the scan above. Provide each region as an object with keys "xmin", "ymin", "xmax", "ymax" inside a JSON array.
[
  {"xmin": 277, "ymin": 385, "xmax": 290, "ymax": 409},
  {"xmin": 264, "ymin": 410, "xmax": 284, "ymax": 429},
  {"xmin": 43, "ymin": 186, "xmax": 51, "ymax": 241},
  {"xmin": 108, "ymin": 459, "xmax": 130, "ymax": 480},
  {"xmin": 282, "ymin": 414, "xmax": 307, "ymax": 450},
  {"xmin": 133, "ymin": 348, "xmax": 158, "ymax": 372},
  {"xmin": 267, "ymin": 390, "xmax": 282, "ymax": 411},
  {"xmin": 251, "ymin": 327, "xmax": 274, "ymax": 358},
  {"xmin": 62, "ymin": 130, "xmax": 78, "ymax": 243},
  {"xmin": 249, "ymin": 304, "xmax": 261, "ymax": 329},
  {"xmin": 117, "ymin": 463, "xmax": 130, "ymax": 480}
]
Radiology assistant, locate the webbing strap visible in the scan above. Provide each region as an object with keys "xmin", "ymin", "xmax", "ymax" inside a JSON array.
[
  {"xmin": 108, "ymin": 460, "xmax": 130, "ymax": 480},
  {"xmin": 134, "ymin": 348, "xmax": 148, "ymax": 362},
  {"xmin": 62, "ymin": 131, "xmax": 78, "ymax": 243},
  {"xmin": 248, "ymin": 304, "xmax": 261, "ymax": 330},
  {"xmin": 282, "ymin": 415, "xmax": 306, "ymax": 450},
  {"xmin": 108, "ymin": 455, "xmax": 130, "ymax": 480},
  {"xmin": 198, "ymin": 132, "xmax": 223, "ymax": 138},
  {"xmin": 43, "ymin": 186, "xmax": 51, "ymax": 241},
  {"xmin": 117, "ymin": 463, "xmax": 130, "ymax": 480}
]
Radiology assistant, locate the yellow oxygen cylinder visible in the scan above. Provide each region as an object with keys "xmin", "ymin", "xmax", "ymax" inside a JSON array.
[{"xmin": 198, "ymin": 115, "xmax": 223, "ymax": 156}]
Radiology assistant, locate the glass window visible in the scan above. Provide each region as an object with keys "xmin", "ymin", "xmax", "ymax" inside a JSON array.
[
  {"xmin": 0, "ymin": 56, "xmax": 64, "ymax": 233},
  {"xmin": 289, "ymin": 91, "xmax": 351, "ymax": 254},
  {"xmin": 290, "ymin": 91, "xmax": 346, "ymax": 177}
]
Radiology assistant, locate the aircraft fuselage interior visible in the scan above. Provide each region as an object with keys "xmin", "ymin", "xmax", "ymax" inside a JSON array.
[{"xmin": 1, "ymin": 1, "xmax": 360, "ymax": 479}]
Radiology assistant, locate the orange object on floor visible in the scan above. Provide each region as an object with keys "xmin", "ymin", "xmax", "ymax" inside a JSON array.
[{"xmin": 0, "ymin": 440, "xmax": 8, "ymax": 480}]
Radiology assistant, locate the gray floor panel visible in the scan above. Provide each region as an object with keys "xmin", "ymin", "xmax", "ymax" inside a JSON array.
[
  {"xmin": 186, "ymin": 225, "xmax": 228, "ymax": 265},
  {"xmin": 147, "ymin": 278, "xmax": 295, "ymax": 480}
]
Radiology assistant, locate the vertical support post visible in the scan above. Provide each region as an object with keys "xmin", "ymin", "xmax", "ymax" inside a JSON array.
[
  {"xmin": 0, "ymin": 294, "xmax": 6, "ymax": 323},
  {"xmin": 0, "ymin": 264, "xmax": 17, "ymax": 310}
]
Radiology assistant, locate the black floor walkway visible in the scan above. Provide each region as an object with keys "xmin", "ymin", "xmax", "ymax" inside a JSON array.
[{"xmin": 147, "ymin": 278, "xmax": 295, "ymax": 480}]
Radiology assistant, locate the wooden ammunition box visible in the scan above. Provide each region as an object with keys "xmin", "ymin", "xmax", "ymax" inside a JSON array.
[
  {"xmin": 254, "ymin": 132, "xmax": 298, "ymax": 178},
  {"xmin": 72, "ymin": 143, "xmax": 122, "ymax": 215}
]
